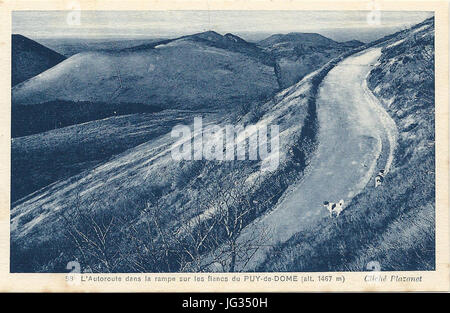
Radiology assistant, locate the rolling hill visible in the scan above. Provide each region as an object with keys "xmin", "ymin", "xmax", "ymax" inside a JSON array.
[
  {"xmin": 11, "ymin": 31, "xmax": 359, "ymax": 138},
  {"xmin": 12, "ymin": 34, "xmax": 66, "ymax": 86},
  {"xmin": 9, "ymin": 29, "xmax": 371, "ymax": 273},
  {"xmin": 258, "ymin": 32, "xmax": 364, "ymax": 88},
  {"xmin": 12, "ymin": 31, "xmax": 279, "ymax": 110},
  {"xmin": 11, "ymin": 110, "xmax": 208, "ymax": 203},
  {"xmin": 10, "ymin": 54, "xmax": 320, "ymax": 272}
]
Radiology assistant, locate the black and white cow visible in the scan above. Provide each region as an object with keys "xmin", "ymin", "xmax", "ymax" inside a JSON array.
[{"xmin": 323, "ymin": 199, "xmax": 345, "ymax": 217}]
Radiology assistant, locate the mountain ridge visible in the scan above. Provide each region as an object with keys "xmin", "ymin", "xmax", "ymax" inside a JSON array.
[{"xmin": 258, "ymin": 32, "xmax": 341, "ymax": 47}]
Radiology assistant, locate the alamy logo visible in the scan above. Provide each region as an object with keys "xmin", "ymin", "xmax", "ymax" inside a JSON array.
[{"xmin": 171, "ymin": 117, "xmax": 280, "ymax": 171}]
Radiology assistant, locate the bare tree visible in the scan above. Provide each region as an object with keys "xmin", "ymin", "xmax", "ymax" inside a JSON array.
[
  {"xmin": 128, "ymin": 172, "xmax": 271, "ymax": 273},
  {"xmin": 64, "ymin": 170, "xmax": 271, "ymax": 273},
  {"xmin": 194, "ymin": 172, "xmax": 271, "ymax": 272},
  {"xmin": 63, "ymin": 205, "xmax": 123, "ymax": 273}
]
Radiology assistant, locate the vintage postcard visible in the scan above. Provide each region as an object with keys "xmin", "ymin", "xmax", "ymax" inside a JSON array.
[{"xmin": 0, "ymin": 0, "xmax": 448, "ymax": 293}]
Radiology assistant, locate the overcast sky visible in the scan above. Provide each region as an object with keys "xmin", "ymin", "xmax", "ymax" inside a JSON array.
[{"xmin": 12, "ymin": 10, "xmax": 433, "ymax": 42}]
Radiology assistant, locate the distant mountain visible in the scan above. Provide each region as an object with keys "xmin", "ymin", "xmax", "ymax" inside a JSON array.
[
  {"xmin": 123, "ymin": 31, "xmax": 273, "ymax": 66},
  {"xmin": 258, "ymin": 32, "xmax": 341, "ymax": 49},
  {"xmin": 12, "ymin": 34, "xmax": 66, "ymax": 86},
  {"xmin": 12, "ymin": 31, "xmax": 279, "ymax": 111},
  {"xmin": 258, "ymin": 32, "xmax": 364, "ymax": 88}
]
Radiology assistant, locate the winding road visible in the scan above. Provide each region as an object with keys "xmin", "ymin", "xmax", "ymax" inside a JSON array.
[
  {"xmin": 11, "ymin": 47, "xmax": 398, "ymax": 273},
  {"xmin": 230, "ymin": 47, "xmax": 398, "ymax": 271}
]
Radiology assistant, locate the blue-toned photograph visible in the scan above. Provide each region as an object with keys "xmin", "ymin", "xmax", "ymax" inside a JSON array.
[{"xmin": 10, "ymin": 10, "xmax": 435, "ymax": 273}]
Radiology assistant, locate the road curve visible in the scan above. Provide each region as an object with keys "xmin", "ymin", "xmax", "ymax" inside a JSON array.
[{"xmin": 231, "ymin": 47, "xmax": 398, "ymax": 271}]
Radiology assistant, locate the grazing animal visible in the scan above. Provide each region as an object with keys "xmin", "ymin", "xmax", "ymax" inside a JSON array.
[
  {"xmin": 323, "ymin": 199, "xmax": 345, "ymax": 217},
  {"xmin": 375, "ymin": 169, "xmax": 386, "ymax": 188}
]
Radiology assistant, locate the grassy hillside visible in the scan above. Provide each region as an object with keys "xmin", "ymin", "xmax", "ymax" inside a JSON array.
[
  {"xmin": 10, "ymin": 33, "xmax": 385, "ymax": 272},
  {"xmin": 11, "ymin": 21, "xmax": 435, "ymax": 273},
  {"xmin": 126, "ymin": 31, "xmax": 274, "ymax": 67},
  {"xmin": 10, "ymin": 65, "xmax": 321, "ymax": 272},
  {"xmin": 12, "ymin": 32, "xmax": 279, "ymax": 110},
  {"xmin": 11, "ymin": 110, "xmax": 203, "ymax": 203},
  {"xmin": 259, "ymin": 18, "xmax": 435, "ymax": 272},
  {"xmin": 11, "ymin": 31, "xmax": 353, "ymax": 138},
  {"xmin": 258, "ymin": 33, "xmax": 363, "ymax": 88},
  {"xmin": 10, "ymin": 31, "xmax": 327, "ymax": 273},
  {"xmin": 12, "ymin": 100, "xmax": 162, "ymax": 138},
  {"xmin": 12, "ymin": 34, "xmax": 66, "ymax": 86}
]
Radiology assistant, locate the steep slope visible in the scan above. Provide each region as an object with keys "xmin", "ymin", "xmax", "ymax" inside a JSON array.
[
  {"xmin": 260, "ymin": 17, "xmax": 435, "ymax": 272},
  {"xmin": 10, "ymin": 59, "xmax": 319, "ymax": 272},
  {"xmin": 258, "ymin": 32, "xmax": 363, "ymax": 88},
  {"xmin": 12, "ymin": 22, "xmax": 432, "ymax": 274},
  {"xmin": 12, "ymin": 34, "xmax": 66, "ymax": 86},
  {"xmin": 11, "ymin": 110, "xmax": 202, "ymax": 203},
  {"xmin": 12, "ymin": 100, "xmax": 162, "ymax": 138},
  {"xmin": 208, "ymin": 47, "xmax": 395, "ymax": 272},
  {"xmin": 12, "ymin": 31, "xmax": 279, "ymax": 110},
  {"xmin": 367, "ymin": 18, "xmax": 434, "ymax": 165},
  {"xmin": 8, "ymin": 30, "xmax": 377, "ymax": 272}
]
